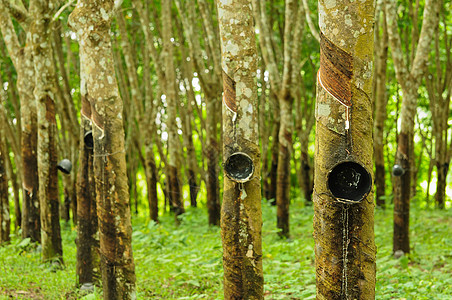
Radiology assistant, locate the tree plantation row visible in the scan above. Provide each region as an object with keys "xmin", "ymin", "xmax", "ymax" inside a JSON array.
[{"xmin": 0, "ymin": 0, "xmax": 451, "ymax": 299}]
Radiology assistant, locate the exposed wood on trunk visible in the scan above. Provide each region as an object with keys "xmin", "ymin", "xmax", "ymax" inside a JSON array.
[
  {"xmin": 69, "ymin": 0, "xmax": 137, "ymax": 297},
  {"xmin": 76, "ymin": 111, "xmax": 100, "ymax": 286},
  {"xmin": 314, "ymin": 1, "xmax": 376, "ymax": 298},
  {"xmin": 218, "ymin": 0, "xmax": 264, "ymax": 298}
]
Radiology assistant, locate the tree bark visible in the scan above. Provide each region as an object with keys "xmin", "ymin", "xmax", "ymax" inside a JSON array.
[
  {"xmin": 76, "ymin": 101, "xmax": 100, "ymax": 287},
  {"xmin": 0, "ymin": 3, "xmax": 41, "ymax": 243},
  {"xmin": 218, "ymin": 0, "xmax": 264, "ymax": 298},
  {"xmin": 69, "ymin": 1, "xmax": 137, "ymax": 298},
  {"xmin": 373, "ymin": 0, "xmax": 389, "ymax": 209},
  {"xmin": 314, "ymin": 1, "xmax": 376, "ymax": 298},
  {"xmin": 276, "ymin": 99, "xmax": 292, "ymax": 237},
  {"xmin": 30, "ymin": 0, "xmax": 63, "ymax": 263},
  {"xmin": 206, "ymin": 98, "xmax": 220, "ymax": 226},
  {"xmin": 0, "ymin": 128, "xmax": 10, "ymax": 244}
]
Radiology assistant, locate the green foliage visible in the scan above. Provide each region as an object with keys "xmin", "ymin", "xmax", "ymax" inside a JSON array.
[{"xmin": 1, "ymin": 202, "xmax": 451, "ymax": 299}]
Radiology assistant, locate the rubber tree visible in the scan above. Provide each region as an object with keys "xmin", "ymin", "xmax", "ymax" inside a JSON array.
[
  {"xmin": 217, "ymin": 0, "xmax": 263, "ymax": 298},
  {"xmin": 373, "ymin": 0, "xmax": 389, "ymax": 209},
  {"xmin": 0, "ymin": 124, "xmax": 10, "ymax": 244},
  {"xmin": 29, "ymin": 0, "xmax": 63, "ymax": 263},
  {"xmin": 76, "ymin": 97, "xmax": 100, "ymax": 286},
  {"xmin": 313, "ymin": 0, "xmax": 376, "ymax": 298},
  {"xmin": 69, "ymin": 0, "xmax": 137, "ymax": 298},
  {"xmin": 0, "ymin": 0, "xmax": 41, "ymax": 243},
  {"xmin": 385, "ymin": 0, "xmax": 439, "ymax": 254}
]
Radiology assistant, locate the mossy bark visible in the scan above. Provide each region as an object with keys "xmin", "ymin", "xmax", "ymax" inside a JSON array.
[
  {"xmin": 69, "ymin": 1, "xmax": 136, "ymax": 298},
  {"xmin": 218, "ymin": 1, "xmax": 263, "ymax": 299},
  {"xmin": 314, "ymin": 1, "xmax": 376, "ymax": 298},
  {"xmin": 30, "ymin": 0, "xmax": 63, "ymax": 263}
]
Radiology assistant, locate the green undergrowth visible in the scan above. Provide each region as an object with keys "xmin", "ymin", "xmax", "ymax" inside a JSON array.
[{"xmin": 0, "ymin": 201, "xmax": 451, "ymax": 299}]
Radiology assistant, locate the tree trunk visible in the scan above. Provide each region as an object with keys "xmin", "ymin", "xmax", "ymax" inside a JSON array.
[
  {"xmin": 145, "ymin": 145, "xmax": 158, "ymax": 222},
  {"xmin": 268, "ymin": 114, "xmax": 279, "ymax": 204},
  {"xmin": 69, "ymin": 1, "xmax": 137, "ymax": 298},
  {"xmin": 0, "ymin": 130, "xmax": 10, "ymax": 244},
  {"xmin": 76, "ymin": 101, "xmax": 100, "ymax": 287},
  {"xmin": 0, "ymin": 6, "xmax": 41, "ymax": 243},
  {"xmin": 206, "ymin": 98, "xmax": 220, "ymax": 226},
  {"xmin": 299, "ymin": 148, "xmax": 313, "ymax": 204},
  {"xmin": 31, "ymin": 0, "xmax": 63, "ymax": 263},
  {"xmin": 314, "ymin": 1, "xmax": 376, "ymax": 298},
  {"xmin": 373, "ymin": 2, "xmax": 389, "ymax": 209},
  {"xmin": 435, "ymin": 162, "xmax": 448, "ymax": 209},
  {"xmin": 218, "ymin": 0, "xmax": 264, "ymax": 298},
  {"xmin": 276, "ymin": 99, "xmax": 293, "ymax": 237}
]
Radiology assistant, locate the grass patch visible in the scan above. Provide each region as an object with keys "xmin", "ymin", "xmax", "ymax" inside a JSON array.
[{"xmin": 0, "ymin": 201, "xmax": 451, "ymax": 299}]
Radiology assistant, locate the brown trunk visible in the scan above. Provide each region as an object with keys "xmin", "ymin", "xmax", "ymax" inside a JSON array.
[
  {"xmin": 435, "ymin": 162, "xmax": 448, "ymax": 209},
  {"xmin": 206, "ymin": 98, "xmax": 220, "ymax": 225},
  {"xmin": 145, "ymin": 147, "xmax": 158, "ymax": 222},
  {"xmin": 206, "ymin": 141, "xmax": 220, "ymax": 226},
  {"xmin": 0, "ymin": 131, "xmax": 10, "ymax": 243},
  {"xmin": 31, "ymin": 0, "xmax": 63, "ymax": 263},
  {"xmin": 393, "ymin": 132, "xmax": 411, "ymax": 254},
  {"xmin": 276, "ymin": 99, "xmax": 292, "ymax": 238},
  {"xmin": 20, "ymin": 51, "xmax": 40, "ymax": 243},
  {"xmin": 268, "ymin": 117, "xmax": 279, "ymax": 204},
  {"xmin": 168, "ymin": 165, "xmax": 184, "ymax": 218},
  {"xmin": 76, "ymin": 111, "xmax": 100, "ymax": 286},
  {"xmin": 373, "ymin": 4, "xmax": 389, "ymax": 209},
  {"xmin": 299, "ymin": 150, "xmax": 313, "ymax": 204},
  {"xmin": 188, "ymin": 169, "xmax": 198, "ymax": 208}
]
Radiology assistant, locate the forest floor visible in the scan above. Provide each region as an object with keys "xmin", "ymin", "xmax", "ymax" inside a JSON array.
[{"xmin": 0, "ymin": 200, "xmax": 451, "ymax": 299}]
